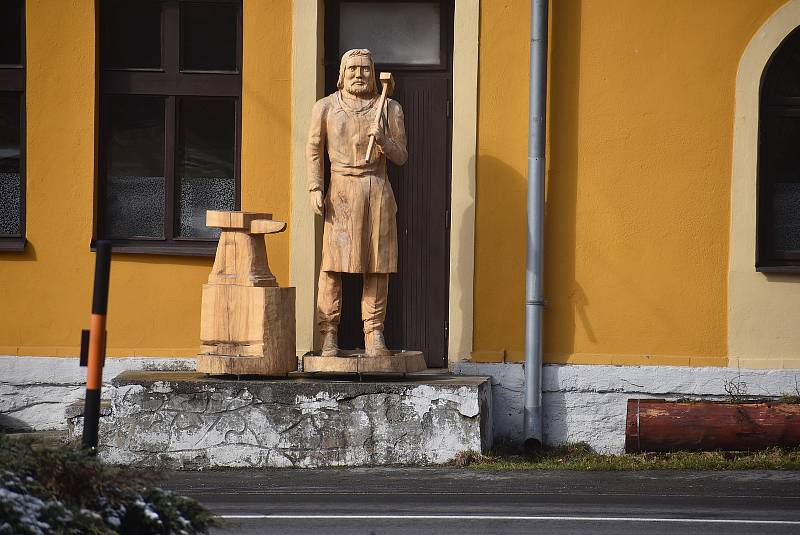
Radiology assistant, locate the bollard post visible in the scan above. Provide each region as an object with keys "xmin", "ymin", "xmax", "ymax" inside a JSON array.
[{"xmin": 81, "ymin": 240, "xmax": 112, "ymax": 451}]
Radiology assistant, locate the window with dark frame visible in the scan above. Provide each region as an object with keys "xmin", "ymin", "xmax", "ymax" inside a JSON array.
[
  {"xmin": 0, "ymin": 0, "xmax": 25, "ymax": 251},
  {"xmin": 99, "ymin": 0, "xmax": 242, "ymax": 256},
  {"xmin": 758, "ymin": 27, "xmax": 800, "ymax": 272}
]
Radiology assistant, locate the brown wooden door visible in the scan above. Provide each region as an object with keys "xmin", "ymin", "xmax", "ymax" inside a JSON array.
[{"xmin": 324, "ymin": 1, "xmax": 453, "ymax": 367}]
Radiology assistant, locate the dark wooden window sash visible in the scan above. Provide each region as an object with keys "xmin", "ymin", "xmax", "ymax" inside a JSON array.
[
  {"xmin": 0, "ymin": 1, "xmax": 26, "ymax": 252},
  {"xmin": 97, "ymin": 0, "xmax": 242, "ymax": 257}
]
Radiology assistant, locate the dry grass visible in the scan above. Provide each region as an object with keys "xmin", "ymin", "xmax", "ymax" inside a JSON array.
[{"xmin": 454, "ymin": 443, "xmax": 800, "ymax": 471}]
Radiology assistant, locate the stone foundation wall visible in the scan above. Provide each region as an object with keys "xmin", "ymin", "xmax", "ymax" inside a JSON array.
[
  {"xmin": 453, "ymin": 362, "xmax": 800, "ymax": 453},
  {"xmin": 6, "ymin": 356, "xmax": 799, "ymax": 458},
  {"xmin": 0, "ymin": 357, "xmax": 195, "ymax": 431},
  {"xmin": 96, "ymin": 372, "xmax": 492, "ymax": 468}
]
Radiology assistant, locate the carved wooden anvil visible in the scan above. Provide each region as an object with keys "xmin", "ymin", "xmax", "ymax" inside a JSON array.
[{"xmin": 196, "ymin": 210, "xmax": 296, "ymax": 376}]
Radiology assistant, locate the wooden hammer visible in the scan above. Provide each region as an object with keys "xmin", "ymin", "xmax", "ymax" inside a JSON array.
[{"xmin": 365, "ymin": 72, "xmax": 395, "ymax": 164}]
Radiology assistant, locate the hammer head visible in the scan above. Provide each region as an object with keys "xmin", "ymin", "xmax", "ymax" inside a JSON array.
[{"xmin": 379, "ymin": 72, "xmax": 395, "ymax": 96}]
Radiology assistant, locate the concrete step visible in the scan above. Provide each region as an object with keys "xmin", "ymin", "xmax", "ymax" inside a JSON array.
[{"xmin": 94, "ymin": 371, "xmax": 493, "ymax": 469}]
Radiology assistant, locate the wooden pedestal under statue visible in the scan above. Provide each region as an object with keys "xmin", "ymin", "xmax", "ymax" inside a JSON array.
[
  {"xmin": 196, "ymin": 210, "xmax": 296, "ymax": 376},
  {"xmin": 303, "ymin": 350, "xmax": 427, "ymax": 375}
]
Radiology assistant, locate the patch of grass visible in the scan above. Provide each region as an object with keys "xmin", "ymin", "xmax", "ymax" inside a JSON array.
[
  {"xmin": 779, "ymin": 394, "xmax": 800, "ymax": 404},
  {"xmin": 456, "ymin": 443, "xmax": 800, "ymax": 471},
  {"xmin": 0, "ymin": 433, "xmax": 219, "ymax": 534}
]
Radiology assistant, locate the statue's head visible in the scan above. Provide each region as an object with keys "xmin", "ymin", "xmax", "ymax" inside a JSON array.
[{"xmin": 337, "ymin": 48, "xmax": 377, "ymax": 97}]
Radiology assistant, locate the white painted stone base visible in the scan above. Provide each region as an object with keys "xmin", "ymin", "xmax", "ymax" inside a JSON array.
[
  {"xmin": 453, "ymin": 362, "xmax": 800, "ymax": 454},
  {"xmin": 94, "ymin": 371, "xmax": 492, "ymax": 468},
  {"xmin": 0, "ymin": 356, "xmax": 195, "ymax": 431},
  {"xmin": 6, "ymin": 355, "xmax": 799, "ymax": 458}
]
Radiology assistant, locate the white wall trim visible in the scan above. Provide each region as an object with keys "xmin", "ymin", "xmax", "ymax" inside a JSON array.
[
  {"xmin": 0, "ymin": 356, "xmax": 195, "ymax": 431},
  {"xmin": 448, "ymin": 0, "xmax": 479, "ymax": 361},
  {"xmin": 290, "ymin": 0, "xmax": 324, "ymax": 354},
  {"xmin": 455, "ymin": 362, "xmax": 800, "ymax": 453}
]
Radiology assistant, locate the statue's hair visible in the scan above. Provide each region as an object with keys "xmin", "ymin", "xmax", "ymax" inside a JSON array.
[{"xmin": 337, "ymin": 48, "xmax": 378, "ymax": 94}]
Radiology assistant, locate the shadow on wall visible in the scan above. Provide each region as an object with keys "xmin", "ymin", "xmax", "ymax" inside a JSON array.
[
  {"xmin": 473, "ymin": 155, "xmax": 527, "ymax": 353},
  {"xmin": 454, "ymin": 156, "xmax": 477, "ymax": 354},
  {"xmin": 568, "ymin": 282, "xmax": 596, "ymax": 344},
  {"xmin": 543, "ymin": 0, "xmax": 583, "ymax": 359},
  {"xmin": 764, "ymin": 273, "xmax": 800, "ymax": 284},
  {"xmin": 0, "ymin": 414, "xmax": 32, "ymax": 432},
  {"xmin": 0, "ymin": 241, "xmax": 37, "ymax": 262},
  {"xmin": 472, "ymin": 0, "xmax": 584, "ymax": 360},
  {"xmin": 110, "ymin": 253, "xmax": 212, "ymax": 269}
]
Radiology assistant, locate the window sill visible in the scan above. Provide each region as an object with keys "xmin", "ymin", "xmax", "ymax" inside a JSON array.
[
  {"xmin": 0, "ymin": 237, "xmax": 26, "ymax": 252},
  {"xmin": 90, "ymin": 240, "xmax": 216, "ymax": 257},
  {"xmin": 756, "ymin": 265, "xmax": 800, "ymax": 274}
]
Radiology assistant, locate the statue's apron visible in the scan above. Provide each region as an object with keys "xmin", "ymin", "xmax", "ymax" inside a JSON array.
[{"xmin": 321, "ymin": 92, "xmax": 398, "ymax": 273}]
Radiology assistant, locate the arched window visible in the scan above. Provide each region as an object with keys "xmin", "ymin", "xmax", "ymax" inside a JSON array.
[{"xmin": 758, "ymin": 28, "xmax": 800, "ymax": 271}]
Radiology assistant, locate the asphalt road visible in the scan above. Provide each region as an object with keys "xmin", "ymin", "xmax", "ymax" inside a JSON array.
[{"xmin": 165, "ymin": 469, "xmax": 800, "ymax": 534}]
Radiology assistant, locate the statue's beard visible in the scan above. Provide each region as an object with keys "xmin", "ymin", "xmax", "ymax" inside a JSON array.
[{"xmin": 346, "ymin": 83, "xmax": 374, "ymax": 97}]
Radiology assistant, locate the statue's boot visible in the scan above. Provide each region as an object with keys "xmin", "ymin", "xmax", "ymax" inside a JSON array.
[
  {"xmin": 321, "ymin": 331, "xmax": 339, "ymax": 357},
  {"xmin": 365, "ymin": 330, "xmax": 392, "ymax": 357}
]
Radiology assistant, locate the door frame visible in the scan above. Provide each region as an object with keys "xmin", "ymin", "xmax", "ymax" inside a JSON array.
[{"xmin": 290, "ymin": 0, "xmax": 478, "ymax": 363}]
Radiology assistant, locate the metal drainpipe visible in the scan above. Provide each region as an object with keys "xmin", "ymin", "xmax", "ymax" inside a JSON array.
[{"xmin": 523, "ymin": 0, "xmax": 549, "ymax": 449}]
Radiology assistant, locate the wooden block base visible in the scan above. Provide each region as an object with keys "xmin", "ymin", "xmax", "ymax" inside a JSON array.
[
  {"xmin": 197, "ymin": 286, "xmax": 296, "ymax": 376},
  {"xmin": 196, "ymin": 353, "xmax": 295, "ymax": 376},
  {"xmin": 302, "ymin": 350, "xmax": 426, "ymax": 375}
]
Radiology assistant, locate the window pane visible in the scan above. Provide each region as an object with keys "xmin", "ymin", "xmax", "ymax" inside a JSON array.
[
  {"xmin": 772, "ymin": 183, "xmax": 800, "ymax": 253},
  {"xmin": 761, "ymin": 114, "xmax": 800, "ymax": 256},
  {"xmin": 763, "ymin": 28, "xmax": 800, "ymax": 100},
  {"xmin": 0, "ymin": 0, "xmax": 23, "ymax": 66},
  {"xmin": 177, "ymin": 98, "xmax": 236, "ymax": 238},
  {"xmin": 339, "ymin": 2, "xmax": 440, "ymax": 65},
  {"xmin": 181, "ymin": 3, "xmax": 238, "ymax": 71},
  {"xmin": 0, "ymin": 93, "xmax": 21, "ymax": 236},
  {"xmin": 760, "ymin": 115, "xmax": 800, "ymax": 181},
  {"xmin": 104, "ymin": 96, "xmax": 165, "ymax": 239},
  {"xmin": 103, "ymin": 0, "xmax": 162, "ymax": 69}
]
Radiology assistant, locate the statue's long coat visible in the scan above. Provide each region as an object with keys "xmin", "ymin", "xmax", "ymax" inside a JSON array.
[{"xmin": 307, "ymin": 91, "xmax": 408, "ymax": 273}]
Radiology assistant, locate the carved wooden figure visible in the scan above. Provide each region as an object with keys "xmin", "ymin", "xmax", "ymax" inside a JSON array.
[
  {"xmin": 196, "ymin": 210, "xmax": 296, "ymax": 376},
  {"xmin": 307, "ymin": 48, "xmax": 410, "ymax": 361}
]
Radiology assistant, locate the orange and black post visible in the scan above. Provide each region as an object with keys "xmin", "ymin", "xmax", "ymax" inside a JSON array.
[{"xmin": 80, "ymin": 240, "xmax": 112, "ymax": 450}]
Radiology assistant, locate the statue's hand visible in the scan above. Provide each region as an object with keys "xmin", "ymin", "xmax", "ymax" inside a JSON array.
[
  {"xmin": 368, "ymin": 123, "xmax": 386, "ymax": 147},
  {"xmin": 310, "ymin": 190, "xmax": 324, "ymax": 216}
]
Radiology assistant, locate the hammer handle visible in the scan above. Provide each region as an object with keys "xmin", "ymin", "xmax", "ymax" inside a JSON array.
[{"xmin": 365, "ymin": 83, "xmax": 390, "ymax": 164}]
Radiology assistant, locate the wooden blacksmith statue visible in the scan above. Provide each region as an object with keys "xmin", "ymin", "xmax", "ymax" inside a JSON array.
[{"xmin": 306, "ymin": 49, "xmax": 409, "ymax": 360}]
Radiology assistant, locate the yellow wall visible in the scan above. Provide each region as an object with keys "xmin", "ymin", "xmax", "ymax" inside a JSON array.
[
  {"xmin": 0, "ymin": 0, "xmax": 292, "ymax": 358},
  {"xmin": 3, "ymin": 0, "xmax": 793, "ymax": 365},
  {"xmin": 472, "ymin": 0, "xmax": 786, "ymax": 366},
  {"xmin": 241, "ymin": 0, "xmax": 292, "ymax": 282}
]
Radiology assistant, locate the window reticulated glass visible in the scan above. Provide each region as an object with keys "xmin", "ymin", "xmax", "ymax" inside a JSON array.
[
  {"xmin": 0, "ymin": 0, "xmax": 24, "ymax": 247},
  {"xmin": 177, "ymin": 97, "xmax": 236, "ymax": 238},
  {"xmin": 103, "ymin": 96, "xmax": 166, "ymax": 239},
  {"xmin": 0, "ymin": 93, "xmax": 21, "ymax": 236}
]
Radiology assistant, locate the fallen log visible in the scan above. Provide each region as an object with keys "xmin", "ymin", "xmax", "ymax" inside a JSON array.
[{"xmin": 625, "ymin": 399, "xmax": 800, "ymax": 453}]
